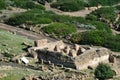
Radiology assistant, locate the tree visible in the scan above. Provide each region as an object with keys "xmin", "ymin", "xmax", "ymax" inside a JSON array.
[{"xmin": 94, "ymin": 63, "xmax": 116, "ymax": 80}]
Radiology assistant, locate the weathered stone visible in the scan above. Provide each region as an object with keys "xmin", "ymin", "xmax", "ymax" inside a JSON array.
[
  {"xmin": 77, "ymin": 47, "xmax": 86, "ymax": 55},
  {"xmin": 0, "ymin": 73, "xmax": 7, "ymax": 79},
  {"xmin": 74, "ymin": 44, "xmax": 80, "ymax": 51},
  {"xmin": 109, "ymin": 54, "xmax": 116, "ymax": 63},
  {"xmin": 34, "ymin": 39, "xmax": 48, "ymax": 47},
  {"xmin": 63, "ymin": 46, "xmax": 70, "ymax": 54},
  {"xmin": 69, "ymin": 49, "xmax": 77, "ymax": 58},
  {"xmin": 54, "ymin": 45, "xmax": 61, "ymax": 52},
  {"xmin": 16, "ymin": 59, "xmax": 21, "ymax": 64},
  {"xmin": 41, "ymin": 59, "xmax": 44, "ymax": 64}
]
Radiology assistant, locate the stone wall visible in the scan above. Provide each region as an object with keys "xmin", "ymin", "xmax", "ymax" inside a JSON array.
[{"xmin": 37, "ymin": 50, "xmax": 76, "ymax": 69}]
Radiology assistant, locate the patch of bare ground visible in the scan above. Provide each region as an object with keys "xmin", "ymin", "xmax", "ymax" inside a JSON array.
[
  {"xmin": 0, "ymin": 23, "xmax": 56, "ymax": 41},
  {"xmin": 0, "ymin": 7, "xmax": 26, "ymax": 18},
  {"xmin": 45, "ymin": 2, "xmax": 94, "ymax": 17}
]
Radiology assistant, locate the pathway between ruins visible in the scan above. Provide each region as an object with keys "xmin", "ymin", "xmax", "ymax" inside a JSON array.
[{"xmin": 0, "ymin": 23, "xmax": 56, "ymax": 42}]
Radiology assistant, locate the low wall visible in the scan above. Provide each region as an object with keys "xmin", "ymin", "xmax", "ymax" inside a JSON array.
[{"xmin": 37, "ymin": 50, "xmax": 76, "ymax": 69}]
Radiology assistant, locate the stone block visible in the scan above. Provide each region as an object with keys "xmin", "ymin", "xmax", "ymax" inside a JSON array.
[{"xmin": 34, "ymin": 39, "xmax": 48, "ymax": 47}]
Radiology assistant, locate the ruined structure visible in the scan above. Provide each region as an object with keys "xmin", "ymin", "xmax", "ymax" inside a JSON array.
[{"xmin": 28, "ymin": 39, "xmax": 111, "ymax": 70}]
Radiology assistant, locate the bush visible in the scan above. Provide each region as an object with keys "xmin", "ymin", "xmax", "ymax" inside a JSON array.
[
  {"xmin": 42, "ymin": 22, "xmax": 76, "ymax": 38},
  {"xmin": 11, "ymin": 0, "xmax": 45, "ymax": 10},
  {"xmin": 37, "ymin": 0, "xmax": 53, "ymax": 4},
  {"xmin": 91, "ymin": 7, "xmax": 116, "ymax": 22},
  {"xmin": 0, "ymin": 0, "xmax": 7, "ymax": 10},
  {"xmin": 87, "ymin": 21, "xmax": 112, "ymax": 33},
  {"xmin": 5, "ymin": 9, "xmax": 86, "ymax": 26},
  {"xmin": 70, "ymin": 33, "xmax": 82, "ymax": 43},
  {"xmin": 80, "ymin": 30, "xmax": 108, "ymax": 46},
  {"xmin": 88, "ymin": 0, "xmax": 120, "ymax": 6},
  {"xmin": 86, "ymin": 14, "xmax": 97, "ymax": 21},
  {"xmin": 5, "ymin": 9, "xmax": 53, "ymax": 26},
  {"xmin": 51, "ymin": 0, "xmax": 86, "ymax": 12},
  {"xmin": 95, "ymin": 63, "xmax": 116, "ymax": 80},
  {"xmin": 116, "ymin": 5, "xmax": 120, "ymax": 10},
  {"xmin": 104, "ymin": 35, "xmax": 120, "ymax": 52}
]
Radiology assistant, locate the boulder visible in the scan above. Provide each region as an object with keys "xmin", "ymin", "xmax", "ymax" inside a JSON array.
[
  {"xmin": 69, "ymin": 49, "xmax": 77, "ymax": 58},
  {"xmin": 77, "ymin": 47, "xmax": 86, "ymax": 55},
  {"xmin": 0, "ymin": 73, "xmax": 7, "ymax": 79},
  {"xmin": 74, "ymin": 44, "xmax": 80, "ymax": 51},
  {"xmin": 54, "ymin": 45, "xmax": 61, "ymax": 52},
  {"xmin": 63, "ymin": 46, "xmax": 70, "ymax": 54},
  {"xmin": 109, "ymin": 54, "xmax": 116, "ymax": 63},
  {"xmin": 34, "ymin": 39, "xmax": 48, "ymax": 47}
]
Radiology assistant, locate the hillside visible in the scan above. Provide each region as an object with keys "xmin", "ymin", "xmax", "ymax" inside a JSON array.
[{"xmin": 0, "ymin": 0, "xmax": 120, "ymax": 80}]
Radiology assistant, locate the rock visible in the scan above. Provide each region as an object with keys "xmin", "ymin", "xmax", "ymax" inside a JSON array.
[
  {"xmin": 34, "ymin": 39, "xmax": 48, "ymax": 47},
  {"xmin": 109, "ymin": 54, "xmax": 116, "ymax": 63},
  {"xmin": 54, "ymin": 45, "xmax": 61, "ymax": 52},
  {"xmin": 88, "ymin": 66, "xmax": 93, "ymax": 70},
  {"xmin": 74, "ymin": 44, "xmax": 79, "ymax": 51},
  {"xmin": 80, "ymin": 48, "xmax": 86, "ymax": 53},
  {"xmin": 29, "ymin": 50, "xmax": 38, "ymax": 59},
  {"xmin": 22, "ymin": 75, "xmax": 38, "ymax": 80},
  {"xmin": 77, "ymin": 47, "xmax": 86, "ymax": 55},
  {"xmin": 69, "ymin": 49, "xmax": 77, "ymax": 58},
  {"xmin": 63, "ymin": 46, "xmax": 70, "ymax": 54},
  {"xmin": 0, "ymin": 73, "xmax": 7, "ymax": 79}
]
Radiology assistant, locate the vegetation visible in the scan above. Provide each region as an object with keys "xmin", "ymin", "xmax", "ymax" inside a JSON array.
[
  {"xmin": 51, "ymin": 0, "xmax": 86, "ymax": 12},
  {"xmin": 0, "ymin": 0, "xmax": 7, "ymax": 10},
  {"xmin": 116, "ymin": 5, "xmax": 120, "ymax": 10},
  {"xmin": 88, "ymin": 0, "xmax": 120, "ymax": 6},
  {"xmin": 0, "ymin": 30, "xmax": 33, "ymax": 57},
  {"xmin": 10, "ymin": 0, "xmax": 45, "ymax": 9},
  {"xmin": 80, "ymin": 30, "xmax": 108, "ymax": 46},
  {"xmin": 34, "ymin": 0, "xmax": 53, "ymax": 5},
  {"xmin": 5, "ymin": 9, "xmax": 85, "ymax": 26},
  {"xmin": 42, "ymin": 22, "xmax": 76, "ymax": 38},
  {"xmin": 104, "ymin": 35, "xmax": 120, "ymax": 52},
  {"xmin": 70, "ymin": 29, "xmax": 120, "ymax": 52},
  {"xmin": 91, "ymin": 7, "xmax": 116, "ymax": 22},
  {"xmin": 95, "ymin": 63, "xmax": 116, "ymax": 80}
]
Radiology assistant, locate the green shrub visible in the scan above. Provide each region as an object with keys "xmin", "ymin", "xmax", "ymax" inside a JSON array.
[
  {"xmin": 0, "ymin": 0, "xmax": 7, "ymax": 10},
  {"xmin": 34, "ymin": 18, "xmax": 52, "ymax": 24},
  {"xmin": 104, "ymin": 35, "xmax": 120, "ymax": 52},
  {"xmin": 5, "ymin": 9, "xmax": 86, "ymax": 26},
  {"xmin": 80, "ymin": 30, "xmax": 108, "ymax": 46},
  {"xmin": 95, "ymin": 63, "xmax": 116, "ymax": 80},
  {"xmin": 116, "ymin": 5, "xmax": 120, "ymax": 10},
  {"xmin": 87, "ymin": 21, "xmax": 112, "ymax": 33},
  {"xmin": 11, "ymin": 0, "xmax": 45, "ymax": 10},
  {"xmin": 86, "ymin": 14, "xmax": 97, "ymax": 21},
  {"xmin": 88, "ymin": 0, "xmax": 120, "ymax": 6},
  {"xmin": 51, "ymin": 0, "xmax": 86, "ymax": 12},
  {"xmin": 42, "ymin": 22, "xmax": 76, "ymax": 38},
  {"xmin": 91, "ymin": 7, "xmax": 116, "ymax": 22},
  {"xmin": 70, "ymin": 33, "xmax": 82, "ymax": 43}
]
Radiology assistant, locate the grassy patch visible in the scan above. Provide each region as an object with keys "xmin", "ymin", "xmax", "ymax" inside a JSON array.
[
  {"xmin": 0, "ymin": 0, "xmax": 7, "ymax": 10},
  {"xmin": 0, "ymin": 30, "xmax": 33, "ymax": 56},
  {"xmin": 10, "ymin": 0, "xmax": 45, "ymax": 10},
  {"xmin": 0, "ymin": 66, "xmax": 43, "ymax": 80}
]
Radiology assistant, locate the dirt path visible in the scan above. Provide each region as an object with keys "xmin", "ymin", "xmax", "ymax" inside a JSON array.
[
  {"xmin": 45, "ymin": 2, "xmax": 93, "ymax": 17},
  {"xmin": 0, "ymin": 23, "xmax": 56, "ymax": 41}
]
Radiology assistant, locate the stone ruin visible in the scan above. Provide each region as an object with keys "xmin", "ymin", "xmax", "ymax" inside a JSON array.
[{"xmin": 28, "ymin": 39, "xmax": 114, "ymax": 70}]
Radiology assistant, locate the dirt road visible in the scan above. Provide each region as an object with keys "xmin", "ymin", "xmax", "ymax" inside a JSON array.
[
  {"xmin": 0, "ymin": 23, "xmax": 56, "ymax": 41},
  {"xmin": 45, "ymin": 2, "xmax": 92, "ymax": 17}
]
